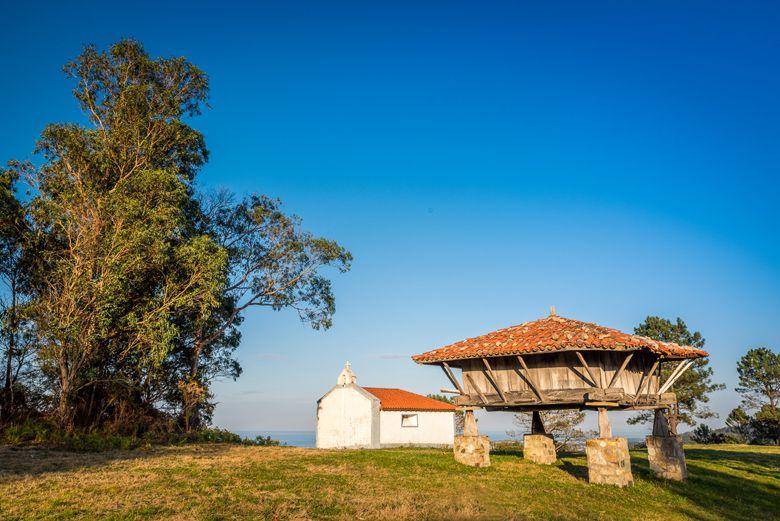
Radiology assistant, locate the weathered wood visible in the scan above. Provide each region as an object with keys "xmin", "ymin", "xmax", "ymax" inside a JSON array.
[
  {"xmin": 607, "ymin": 352, "xmax": 634, "ymax": 389},
  {"xmin": 481, "ymin": 358, "xmax": 508, "ymax": 403},
  {"xmin": 464, "ymin": 373, "xmax": 488, "ymax": 404},
  {"xmin": 652, "ymin": 409, "xmax": 671, "ymax": 436},
  {"xmin": 440, "ymin": 362, "xmax": 464, "ymax": 394},
  {"xmin": 658, "ymin": 360, "xmax": 693, "ymax": 395},
  {"xmin": 440, "ymin": 388, "xmax": 461, "ymax": 394},
  {"xmin": 516, "ymin": 355, "xmax": 546, "ymax": 401},
  {"xmin": 531, "ymin": 411, "xmax": 546, "ymax": 434},
  {"xmin": 634, "ymin": 359, "xmax": 660, "ymax": 403},
  {"xmin": 575, "ymin": 351, "xmax": 601, "ymax": 389}
]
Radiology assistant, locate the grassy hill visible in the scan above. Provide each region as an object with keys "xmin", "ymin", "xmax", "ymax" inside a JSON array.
[{"xmin": 1, "ymin": 443, "xmax": 777, "ymax": 520}]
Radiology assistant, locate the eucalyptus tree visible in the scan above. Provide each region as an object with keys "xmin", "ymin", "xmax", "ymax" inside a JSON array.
[{"xmin": 7, "ymin": 39, "xmax": 351, "ymax": 432}]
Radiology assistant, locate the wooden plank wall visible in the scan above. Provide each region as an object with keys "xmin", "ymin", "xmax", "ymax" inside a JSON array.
[{"xmin": 461, "ymin": 351, "xmax": 659, "ymax": 397}]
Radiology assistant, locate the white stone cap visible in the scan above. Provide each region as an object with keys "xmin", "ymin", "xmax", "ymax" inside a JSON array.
[{"xmin": 337, "ymin": 361, "xmax": 357, "ymax": 386}]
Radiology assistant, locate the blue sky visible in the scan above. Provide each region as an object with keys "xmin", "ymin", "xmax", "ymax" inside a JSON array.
[{"xmin": 2, "ymin": 1, "xmax": 779, "ymax": 435}]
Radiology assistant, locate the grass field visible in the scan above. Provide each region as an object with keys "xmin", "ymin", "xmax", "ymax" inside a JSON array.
[{"xmin": 1, "ymin": 443, "xmax": 778, "ymax": 520}]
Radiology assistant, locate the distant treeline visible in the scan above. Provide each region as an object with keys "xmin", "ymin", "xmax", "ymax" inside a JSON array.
[{"xmin": 0, "ymin": 40, "xmax": 351, "ymax": 436}]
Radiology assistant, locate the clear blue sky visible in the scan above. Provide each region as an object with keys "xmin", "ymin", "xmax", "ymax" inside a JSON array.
[{"xmin": 2, "ymin": 1, "xmax": 779, "ymax": 436}]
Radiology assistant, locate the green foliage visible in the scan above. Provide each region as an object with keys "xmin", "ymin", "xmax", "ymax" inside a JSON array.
[
  {"xmin": 628, "ymin": 316, "xmax": 724, "ymax": 428},
  {"xmin": 750, "ymin": 405, "xmax": 780, "ymax": 445},
  {"xmin": 728, "ymin": 348, "xmax": 780, "ymax": 445},
  {"xmin": 690, "ymin": 424, "xmax": 726, "ymax": 444},
  {"xmin": 736, "ymin": 347, "xmax": 780, "ymax": 411},
  {"xmin": 246, "ymin": 435, "xmax": 284, "ymax": 446},
  {"xmin": 0, "ymin": 418, "xmax": 252, "ymax": 451},
  {"xmin": 726, "ymin": 406, "xmax": 752, "ymax": 442},
  {"xmin": 1, "ymin": 39, "xmax": 351, "ymax": 434}
]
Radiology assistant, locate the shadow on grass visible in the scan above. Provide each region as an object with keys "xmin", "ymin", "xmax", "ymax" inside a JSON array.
[
  {"xmin": 0, "ymin": 443, "xmax": 235, "ymax": 481},
  {"xmin": 633, "ymin": 448, "xmax": 780, "ymax": 520},
  {"xmin": 559, "ymin": 459, "xmax": 589, "ymax": 481}
]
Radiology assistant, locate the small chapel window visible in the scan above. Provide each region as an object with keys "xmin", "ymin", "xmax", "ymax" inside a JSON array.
[{"xmin": 401, "ymin": 414, "xmax": 418, "ymax": 427}]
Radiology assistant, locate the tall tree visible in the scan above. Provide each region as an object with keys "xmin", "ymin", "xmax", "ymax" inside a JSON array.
[
  {"xmin": 5, "ymin": 39, "xmax": 351, "ymax": 432},
  {"xmin": 735, "ymin": 348, "xmax": 779, "ymax": 411},
  {"xmin": 628, "ymin": 316, "xmax": 724, "ymax": 431},
  {"xmin": 735, "ymin": 348, "xmax": 780, "ymax": 444},
  {"xmin": 0, "ymin": 168, "xmax": 29, "ymax": 422}
]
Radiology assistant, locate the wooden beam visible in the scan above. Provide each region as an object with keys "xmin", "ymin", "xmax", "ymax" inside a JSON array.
[
  {"xmin": 440, "ymin": 362, "xmax": 464, "ymax": 394},
  {"xmin": 657, "ymin": 360, "xmax": 686, "ymax": 394},
  {"xmin": 607, "ymin": 352, "xmax": 634, "ymax": 389},
  {"xmin": 481, "ymin": 358, "xmax": 507, "ymax": 403},
  {"xmin": 634, "ymin": 359, "xmax": 660, "ymax": 403},
  {"xmin": 658, "ymin": 359, "xmax": 694, "ymax": 395},
  {"xmin": 516, "ymin": 355, "xmax": 546, "ymax": 401},
  {"xmin": 464, "ymin": 373, "xmax": 488, "ymax": 404},
  {"xmin": 575, "ymin": 351, "xmax": 601, "ymax": 389}
]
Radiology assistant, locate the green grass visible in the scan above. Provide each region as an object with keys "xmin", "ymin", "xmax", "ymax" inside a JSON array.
[{"xmin": 0, "ymin": 443, "xmax": 777, "ymax": 520}]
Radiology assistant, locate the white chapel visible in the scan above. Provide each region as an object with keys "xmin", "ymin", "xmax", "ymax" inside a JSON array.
[{"xmin": 316, "ymin": 362, "xmax": 456, "ymax": 449}]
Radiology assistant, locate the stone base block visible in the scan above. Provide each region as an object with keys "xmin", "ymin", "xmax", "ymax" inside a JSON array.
[
  {"xmin": 646, "ymin": 435, "xmax": 687, "ymax": 481},
  {"xmin": 454, "ymin": 435, "xmax": 490, "ymax": 467},
  {"xmin": 585, "ymin": 437, "xmax": 633, "ymax": 487},
  {"xmin": 523, "ymin": 434, "xmax": 557, "ymax": 464}
]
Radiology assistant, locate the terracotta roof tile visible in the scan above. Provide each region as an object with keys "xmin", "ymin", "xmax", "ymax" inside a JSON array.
[
  {"xmin": 412, "ymin": 315, "xmax": 708, "ymax": 364},
  {"xmin": 362, "ymin": 388, "xmax": 456, "ymax": 412}
]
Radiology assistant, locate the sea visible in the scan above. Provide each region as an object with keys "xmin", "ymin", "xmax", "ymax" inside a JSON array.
[{"xmin": 231, "ymin": 430, "xmax": 645, "ymax": 449}]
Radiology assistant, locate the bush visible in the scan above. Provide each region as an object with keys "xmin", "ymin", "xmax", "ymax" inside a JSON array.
[
  {"xmin": 0, "ymin": 420, "xmax": 277, "ymax": 452},
  {"xmin": 690, "ymin": 424, "xmax": 727, "ymax": 444},
  {"xmin": 245, "ymin": 435, "xmax": 283, "ymax": 446}
]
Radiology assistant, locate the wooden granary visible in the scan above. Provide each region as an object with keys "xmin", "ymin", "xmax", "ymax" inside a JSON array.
[{"xmin": 412, "ymin": 309, "xmax": 709, "ymax": 484}]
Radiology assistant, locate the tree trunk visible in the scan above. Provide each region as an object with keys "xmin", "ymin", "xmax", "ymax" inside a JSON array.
[{"xmin": 3, "ymin": 277, "xmax": 17, "ymax": 396}]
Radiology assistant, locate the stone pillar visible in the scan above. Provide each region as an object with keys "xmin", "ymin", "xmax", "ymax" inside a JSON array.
[
  {"xmin": 585, "ymin": 437, "xmax": 634, "ymax": 487},
  {"xmin": 646, "ymin": 435, "xmax": 687, "ymax": 481},
  {"xmin": 647, "ymin": 409, "xmax": 687, "ymax": 481},
  {"xmin": 454, "ymin": 409, "xmax": 490, "ymax": 467},
  {"xmin": 523, "ymin": 434, "xmax": 556, "ymax": 464},
  {"xmin": 523, "ymin": 411, "xmax": 556, "ymax": 464}
]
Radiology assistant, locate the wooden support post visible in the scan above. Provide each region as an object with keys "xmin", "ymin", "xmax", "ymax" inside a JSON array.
[
  {"xmin": 531, "ymin": 411, "xmax": 546, "ymax": 434},
  {"xmin": 652, "ymin": 409, "xmax": 671, "ymax": 437},
  {"xmin": 464, "ymin": 373, "xmax": 488, "ymax": 404},
  {"xmin": 463, "ymin": 409, "xmax": 479, "ymax": 436},
  {"xmin": 517, "ymin": 355, "xmax": 546, "ymax": 401},
  {"xmin": 440, "ymin": 362, "xmax": 464, "ymax": 394},
  {"xmin": 598, "ymin": 408, "xmax": 613, "ymax": 438},
  {"xmin": 575, "ymin": 351, "xmax": 602, "ymax": 389},
  {"xmin": 634, "ymin": 359, "xmax": 660, "ymax": 403},
  {"xmin": 607, "ymin": 352, "xmax": 634, "ymax": 389},
  {"xmin": 481, "ymin": 358, "xmax": 507, "ymax": 403}
]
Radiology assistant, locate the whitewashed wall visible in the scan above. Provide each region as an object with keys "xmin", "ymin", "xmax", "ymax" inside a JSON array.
[
  {"xmin": 316, "ymin": 385, "xmax": 380, "ymax": 449},
  {"xmin": 379, "ymin": 411, "xmax": 454, "ymax": 447}
]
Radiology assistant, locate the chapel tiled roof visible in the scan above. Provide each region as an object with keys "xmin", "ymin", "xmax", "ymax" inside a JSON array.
[
  {"xmin": 362, "ymin": 388, "xmax": 457, "ymax": 412},
  {"xmin": 412, "ymin": 314, "xmax": 708, "ymax": 364}
]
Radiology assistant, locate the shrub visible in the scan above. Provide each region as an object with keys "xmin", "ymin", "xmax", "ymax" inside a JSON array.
[
  {"xmin": 0, "ymin": 421, "xmax": 274, "ymax": 451},
  {"xmin": 690, "ymin": 424, "xmax": 726, "ymax": 444}
]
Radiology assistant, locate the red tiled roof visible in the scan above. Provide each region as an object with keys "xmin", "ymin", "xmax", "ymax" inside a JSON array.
[
  {"xmin": 412, "ymin": 314, "xmax": 708, "ymax": 364},
  {"xmin": 362, "ymin": 388, "xmax": 457, "ymax": 412}
]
